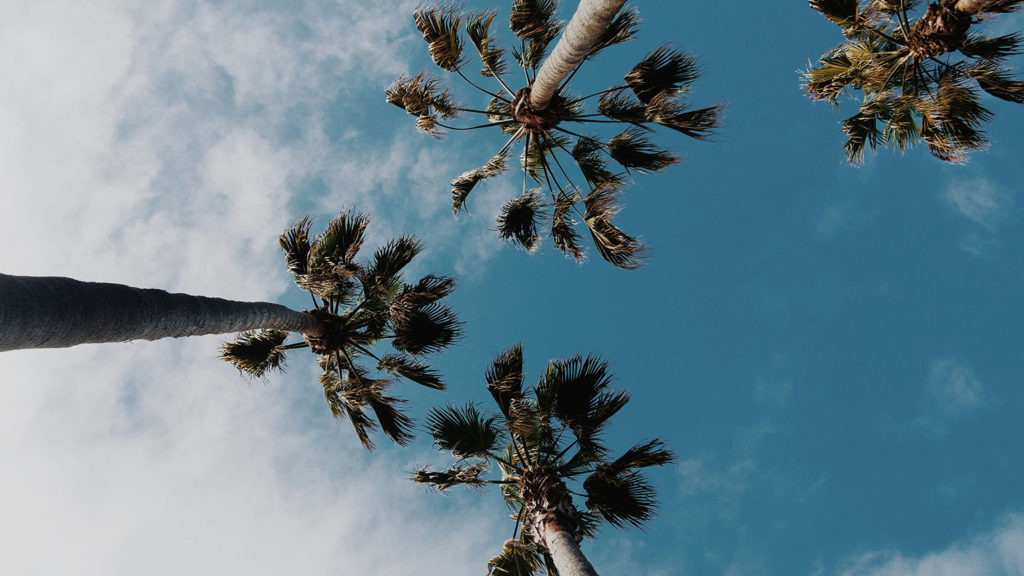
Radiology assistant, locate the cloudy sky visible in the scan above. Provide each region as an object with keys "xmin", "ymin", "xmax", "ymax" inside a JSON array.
[{"xmin": 2, "ymin": 1, "xmax": 1023, "ymax": 574}]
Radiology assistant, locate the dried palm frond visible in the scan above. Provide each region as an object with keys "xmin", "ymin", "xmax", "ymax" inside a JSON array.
[
  {"xmin": 967, "ymin": 60, "xmax": 1024, "ymax": 102},
  {"xmin": 510, "ymin": 0, "xmax": 562, "ymax": 69},
  {"xmin": 497, "ymin": 189, "xmax": 547, "ymax": 252},
  {"xmin": 607, "ymin": 129, "xmax": 680, "ymax": 173},
  {"xmin": 583, "ymin": 187, "xmax": 648, "ymax": 270},
  {"xmin": 467, "ymin": 9, "xmax": 508, "ymax": 77},
  {"xmin": 645, "ymin": 93, "xmax": 723, "ymax": 140},
  {"xmin": 585, "ymin": 7, "xmax": 640, "ymax": 60},
  {"xmin": 452, "ymin": 148, "xmax": 510, "ymax": 214},
  {"xmin": 377, "ymin": 353, "xmax": 445, "ymax": 390},
  {"xmin": 551, "ymin": 190, "xmax": 585, "ymax": 263},
  {"xmin": 279, "ymin": 216, "xmax": 313, "ymax": 278},
  {"xmin": 488, "ymin": 539, "xmax": 543, "ymax": 576},
  {"xmin": 220, "ymin": 330, "xmax": 290, "ymax": 378},
  {"xmin": 414, "ymin": 463, "xmax": 490, "ymax": 490},
  {"xmin": 625, "ymin": 45, "xmax": 701, "ymax": 104},
  {"xmin": 415, "ymin": 5, "xmax": 466, "ymax": 72}
]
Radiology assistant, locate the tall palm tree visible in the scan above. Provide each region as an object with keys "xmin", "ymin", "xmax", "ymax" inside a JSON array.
[
  {"xmin": 387, "ymin": 1, "xmax": 722, "ymax": 269},
  {"xmin": 1, "ymin": 210, "xmax": 463, "ymax": 450},
  {"xmin": 415, "ymin": 345, "xmax": 674, "ymax": 575},
  {"xmin": 805, "ymin": 0, "xmax": 1024, "ymax": 163}
]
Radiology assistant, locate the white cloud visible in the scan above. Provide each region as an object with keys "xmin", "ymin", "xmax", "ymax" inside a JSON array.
[
  {"xmin": 837, "ymin": 513, "xmax": 1024, "ymax": 576},
  {"xmin": 0, "ymin": 0, "xmax": 507, "ymax": 573},
  {"xmin": 943, "ymin": 179, "xmax": 1012, "ymax": 230}
]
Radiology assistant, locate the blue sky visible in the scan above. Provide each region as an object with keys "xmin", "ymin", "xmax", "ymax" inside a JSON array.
[{"xmin": 1, "ymin": 1, "xmax": 1023, "ymax": 574}]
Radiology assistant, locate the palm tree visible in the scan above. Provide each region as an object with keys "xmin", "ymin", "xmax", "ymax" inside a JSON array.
[
  {"xmin": 1, "ymin": 210, "xmax": 463, "ymax": 450},
  {"xmin": 415, "ymin": 345, "xmax": 674, "ymax": 575},
  {"xmin": 387, "ymin": 1, "xmax": 722, "ymax": 269},
  {"xmin": 805, "ymin": 0, "xmax": 1024, "ymax": 163}
]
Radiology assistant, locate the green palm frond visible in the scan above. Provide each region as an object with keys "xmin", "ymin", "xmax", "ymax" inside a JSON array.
[
  {"xmin": 625, "ymin": 45, "xmax": 701, "ymax": 104},
  {"xmin": 366, "ymin": 236, "xmax": 423, "ymax": 291},
  {"xmin": 386, "ymin": 73, "xmax": 458, "ymax": 119},
  {"xmin": 220, "ymin": 330, "xmax": 290, "ymax": 378},
  {"xmin": 310, "ymin": 210, "xmax": 370, "ymax": 272},
  {"xmin": 597, "ymin": 89, "xmax": 647, "ymax": 124},
  {"xmin": 804, "ymin": 48, "xmax": 858, "ymax": 102},
  {"xmin": 485, "ymin": 344, "xmax": 526, "ymax": 418},
  {"xmin": 645, "ymin": 94, "xmax": 723, "ymax": 140},
  {"xmin": 392, "ymin": 303, "xmax": 463, "ymax": 355},
  {"xmin": 467, "ymin": 9, "xmax": 508, "ymax": 77},
  {"xmin": 522, "ymin": 133, "xmax": 570, "ymax": 182},
  {"xmin": 414, "ymin": 463, "xmax": 490, "ymax": 491},
  {"xmin": 279, "ymin": 216, "xmax": 313, "ymax": 279},
  {"xmin": 968, "ymin": 60, "xmax": 1024, "ymax": 103},
  {"xmin": 426, "ymin": 404, "xmax": 503, "ymax": 458},
  {"xmin": 883, "ymin": 94, "xmax": 920, "ymax": 153},
  {"xmin": 452, "ymin": 148, "xmax": 510, "ymax": 214},
  {"xmin": 585, "ymin": 7, "xmax": 640, "ymax": 60},
  {"xmin": 393, "ymin": 274, "xmax": 458, "ymax": 313},
  {"xmin": 488, "ymin": 539, "xmax": 543, "ymax": 576},
  {"xmin": 364, "ymin": 385, "xmax": 415, "ymax": 446},
  {"xmin": 497, "ymin": 189, "xmax": 547, "ymax": 252},
  {"xmin": 320, "ymin": 363, "xmax": 378, "ymax": 449},
  {"xmin": 551, "ymin": 191, "xmax": 585, "ymax": 263},
  {"xmin": 377, "ymin": 353, "xmax": 445, "ymax": 390},
  {"xmin": 583, "ymin": 187, "xmax": 648, "ymax": 270},
  {"xmin": 583, "ymin": 467, "xmax": 658, "ymax": 529},
  {"xmin": 415, "ymin": 5, "xmax": 466, "ymax": 72},
  {"xmin": 607, "ymin": 129, "xmax": 679, "ymax": 173}
]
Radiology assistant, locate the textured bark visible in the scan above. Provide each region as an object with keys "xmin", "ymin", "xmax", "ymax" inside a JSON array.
[
  {"xmin": 954, "ymin": 0, "xmax": 986, "ymax": 14},
  {"xmin": 530, "ymin": 0, "xmax": 627, "ymax": 110},
  {"xmin": 0, "ymin": 274, "xmax": 318, "ymax": 352},
  {"xmin": 908, "ymin": 2, "xmax": 973, "ymax": 58},
  {"xmin": 540, "ymin": 517, "xmax": 600, "ymax": 576}
]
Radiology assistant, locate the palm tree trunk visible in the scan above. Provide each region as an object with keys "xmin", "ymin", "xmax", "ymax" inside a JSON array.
[
  {"xmin": 954, "ymin": 0, "xmax": 986, "ymax": 14},
  {"xmin": 530, "ymin": 0, "xmax": 626, "ymax": 110},
  {"xmin": 0, "ymin": 273, "xmax": 321, "ymax": 352},
  {"xmin": 541, "ymin": 519, "xmax": 600, "ymax": 576}
]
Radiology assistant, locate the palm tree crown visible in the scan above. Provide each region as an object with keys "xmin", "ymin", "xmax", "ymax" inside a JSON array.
[
  {"xmin": 220, "ymin": 210, "xmax": 463, "ymax": 449},
  {"xmin": 387, "ymin": 1, "xmax": 722, "ymax": 269},
  {"xmin": 805, "ymin": 0, "xmax": 1024, "ymax": 163},
  {"xmin": 415, "ymin": 345, "xmax": 674, "ymax": 575}
]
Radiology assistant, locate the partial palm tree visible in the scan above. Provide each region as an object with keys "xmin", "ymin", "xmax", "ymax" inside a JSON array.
[
  {"xmin": 805, "ymin": 0, "xmax": 1024, "ymax": 163},
  {"xmin": 1, "ymin": 210, "xmax": 462, "ymax": 449},
  {"xmin": 387, "ymin": 1, "xmax": 722, "ymax": 269},
  {"xmin": 415, "ymin": 345, "xmax": 674, "ymax": 575}
]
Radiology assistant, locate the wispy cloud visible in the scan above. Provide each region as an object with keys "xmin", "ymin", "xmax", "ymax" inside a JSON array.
[
  {"xmin": 915, "ymin": 357, "xmax": 985, "ymax": 435},
  {"xmin": 942, "ymin": 179, "xmax": 1014, "ymax": 256},
  {"xmin": 837, "ymin": 512, "xmax": 1024, "ymax": 576}
]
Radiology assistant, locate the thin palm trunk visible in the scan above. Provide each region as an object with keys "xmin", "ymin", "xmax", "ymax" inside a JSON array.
[
  {"xmin": 530, "ymin": 0, "xmax": 627, "ymax": 110},
  {"xmin": 541, "ymin": 520, "xmax": 600, "ymax": 576},
  {"xmin": 0, "ymin": 274, "xmax": 321, "ymax": 352},
  {"xmin": 954, "ymin": 0, "xmax": 986, "ymax": 14}
]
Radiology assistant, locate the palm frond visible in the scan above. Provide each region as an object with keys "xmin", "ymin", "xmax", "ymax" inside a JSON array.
[
  {"xmin": 414, "ymin": 5, "xmax": 466, "ymax": 72},
  {"xmin": 551, "ymin": 191, "xmax": 585, "ymax": 263},
  {"xmin": 645, "ymin": 94, "xmax": 723, "ymax": 140},
  {"xmin": 597, "ymin": 89, "xmax": 647, "ymax": 124},
  {"xmin": 497, "ymin": 189, "xmax": 547, "ymax": 252},
  {"xmin": 510, "ymin": 0, "xmax": 562, "ymax": 69},
  {"xmin": 364, "ymin": 385, "xmax": 416, "ymax": 446},
  {"xmin": 467, "ymin": 9, "xmax": 508, "ymax": 77},
  {"xmin": 377, "ymin": 353, "xmax": 445, "ymax": 390},
  {"xmin": 392, "ymin": 303, "xmax": 463, "ymax": 355},
  {"xmin": 608, "ymin": 439, "xmax": 675, "ymax": 471},
  {"xmin": 583, "ymin": 467, "xmax": 658, "ymax": 529},
  {"xmin": 583, "ymin": 187, "xmax": 649, "ymax": 270},
  {"xmin": 279, "ymin": 216, "xmax": 313, "ymax": 279},
  {"xmin": 368, "ymin": 236, "xmax": 423, "ymax": 289},
  {"xmin": 968, "ymin": 60, "xmax": 1024, "ymax": 103},
  {"xmin": 452, "ymin": 148, "xmax": 510, "ymax": 214},
  {"xmin": 606, "ymin": 129, "xmax": 679, "ymax": 173},
  {"xmin": 522, "ymin": 133, "xmax": 570, "ymax": 182},
  {"xmin": 869, "ymin": 0, "xmax": 920, "ymax": 14},
  {"xmin": 883, "ymin": 94, "xmax": 920, "ymax": 153},
  {"xmin": 425, "ymin": 404, "xmax": 503, "ymax": 458},
  {"xmin": 310, "ymin": 210, "xmax": 371, "ymax": 272},
  {"xmin": 535, "ymin": 354, "xmax": 629, "ymax": 450},
  {"xmin": 977, "ymin": 0, "xmax": 1024, "ymax": 14},
  {"xmin": 320, "ymin": 364, "xmax": 378, "ymax": 449},
  {"xmin": 220, "ymin": 330, "xmax": 289, "ymax": 378},
  {"xmin": 486, "ymin": 344, "xmax": 526, "ymax": 418},
  {"xmin": 959, "ymin": 32, "xmax": 1022, "ymax": 59},
  {"xmin": 809, "ymin": 0, "xmax": 861, "ymax": 29},
  {"xmin": 393, "ymin": 274, "xmax": 458, "ymax": 313},
  {"xmin": 585, "ymin": 7, "xmax": 640, "ymax": 60},
  {"xmin": 488, "ymin": 539, "xmax": 543, "ymax": 576},
  {"xmin": 386, "ymin": 73, "xmax": 458, "ymax": 119},
  {"xmin": 571, "ymin": 136, "xmax": 624, "ymax": 190},
  {"xmin": 625, "ymin": 45, "xmax": 701, "ymax": 105},
  {"xmin": 414, "ymin": 462, "xmax": 490, "ymax": 491}
]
